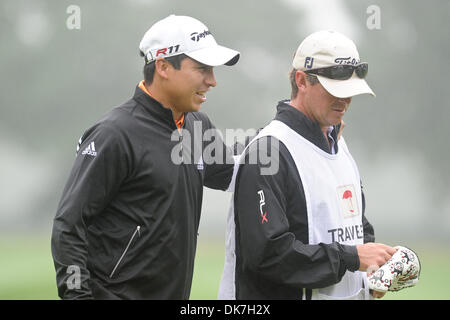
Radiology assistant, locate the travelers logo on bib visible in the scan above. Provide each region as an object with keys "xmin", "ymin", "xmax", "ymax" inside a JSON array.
[{"xmin": 337, "ymin": 185, "xmax": 359, "ymax": 218}]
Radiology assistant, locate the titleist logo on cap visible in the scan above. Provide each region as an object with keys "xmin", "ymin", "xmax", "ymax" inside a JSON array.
[{"xmin": 334, "ymin": 57, "xmax": 360, "ymax": 65}]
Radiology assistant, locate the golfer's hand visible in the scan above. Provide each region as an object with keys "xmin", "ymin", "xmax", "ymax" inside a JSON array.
[{"xmin": 356, "ymin": 243, "xmax": 397, "ymax": 271}]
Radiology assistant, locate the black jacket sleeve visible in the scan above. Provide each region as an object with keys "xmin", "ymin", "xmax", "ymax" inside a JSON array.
[
  {"xmin": 200, "ymin": 114, "xmax": 234, "ymax": 191},
  {"xmin": 361, "ymin": 181, "xmax": 375, "ymax": 243},
  {"xmin": 234, "ymin": 137, "xmax": 359, "ymax": 289},
  {"xmin": 51, "ymin": 124, "xmax": 130, "ymax": 299}
]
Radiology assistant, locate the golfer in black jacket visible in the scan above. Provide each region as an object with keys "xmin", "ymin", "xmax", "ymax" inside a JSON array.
[{"xmin": 51, "ymin": 14, "xmax": 239, "ymax": 299}]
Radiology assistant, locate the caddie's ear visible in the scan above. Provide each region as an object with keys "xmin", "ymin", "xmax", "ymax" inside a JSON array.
[
  {"xmin": 154, "ymin": 58, "xmax": 171, "ymax": 80},
  {"xmin": 295, "ymin": 70, "xmax": 308, "ymax": 93}
]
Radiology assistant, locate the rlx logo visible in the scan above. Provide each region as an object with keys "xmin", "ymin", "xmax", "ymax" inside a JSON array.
[{"xmin": 257, "ymin": 190, "xmax": 268, "ymax": 224}]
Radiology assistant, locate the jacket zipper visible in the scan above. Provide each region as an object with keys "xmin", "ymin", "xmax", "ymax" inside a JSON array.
[
  {"xmin": 180, "ymin": 132, "xmax": 184, "ymax": 163},
  {"xmin": 109, "ymin": 226, "xmax": 141, "ymax": 278}
]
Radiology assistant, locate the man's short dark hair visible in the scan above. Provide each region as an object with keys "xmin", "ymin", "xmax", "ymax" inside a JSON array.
[
  {"xmin": 139, "ymin": 52, "xmax": 188, "ymax": 85},
  {"xmin": 289, "ymin": 68, "xmax": 319, "ymax": 99}
]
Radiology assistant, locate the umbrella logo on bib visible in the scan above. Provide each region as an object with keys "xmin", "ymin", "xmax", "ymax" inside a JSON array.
[
  {"xmin": 337, "ymin": 185, "xmax": 360, "ymax": 218},
  {"xmin": 343, "ymin": 190, "xmax": 354, "ymax": 213}
]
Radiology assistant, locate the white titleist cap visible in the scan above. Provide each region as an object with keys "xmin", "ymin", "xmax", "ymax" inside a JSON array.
[
  {"xmin": 139, "ymin": 15, "xmax": 240, "ymax": 67},
  {"xmin": 292, "ymin": 30, "xmax": 375, "ymax": 98}
]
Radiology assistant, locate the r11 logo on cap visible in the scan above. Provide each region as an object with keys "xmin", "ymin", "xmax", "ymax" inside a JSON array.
[
  {"xmin": 156, "ymin": 45, "xmax": 181, "ymax": 57},
  {"xmin": 304, "ymin": 57, "xmax": 314, "ymax": 69}
]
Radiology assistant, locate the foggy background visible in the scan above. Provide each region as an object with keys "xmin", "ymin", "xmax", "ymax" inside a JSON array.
[{"xmin": 1, "ymin": 0, "xmax": 449, "ymax": 252}]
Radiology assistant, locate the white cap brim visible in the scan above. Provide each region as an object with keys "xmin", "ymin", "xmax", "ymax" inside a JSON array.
[
  {"xmin": 186, "ymin": 45, "xmax": 240, "ymax": 66},
  {"xmin": 317, "ymin": 73, "xmax": 375, "ymax": 98}
]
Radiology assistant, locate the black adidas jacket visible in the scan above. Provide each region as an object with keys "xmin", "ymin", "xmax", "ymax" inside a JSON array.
[
  {"xmin": 233, "ymin": 101, "xmax": 375, "ymax": 299},
  {"xmin": 51, "ymin": 86, "xmax": 234, "ymax": 299}
]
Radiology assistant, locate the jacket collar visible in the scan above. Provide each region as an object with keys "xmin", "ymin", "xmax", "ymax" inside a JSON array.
[
  {"xmin": 132, "ymin": 85, "xmax": 178, "ymax": 129},
  {"xmin": 274, "ymin": 100, "xmax": 339, "ymax": 154}
]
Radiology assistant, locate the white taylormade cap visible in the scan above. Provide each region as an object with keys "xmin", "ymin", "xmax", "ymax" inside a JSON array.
[
  {"xmin": 292, "ymin": 30, "xmax": 375, "ymax": 98},
  {"xmin": 139, "ymin": 15, "xmax": 240, "ymax": 67}
]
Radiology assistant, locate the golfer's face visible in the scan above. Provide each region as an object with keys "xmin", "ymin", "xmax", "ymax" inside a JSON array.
[
  {"xmin": 305, "ymin": 81, "xmax": 352, "ymax": 127},
  {"xmin": 167, "ymin": 57, "xmax": 217, "ymax": 113}
]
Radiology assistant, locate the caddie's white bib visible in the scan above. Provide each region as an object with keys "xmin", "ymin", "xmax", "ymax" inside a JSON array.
[{"xmin": 219, "ymin": 120, "xmax": 369, "ymax": 300}]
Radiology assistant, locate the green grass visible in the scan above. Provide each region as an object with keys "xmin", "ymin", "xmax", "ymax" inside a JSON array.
[
  {"xmin": 0, "ymin": 235, "xmax": 449, "ymax": 300},
  {"xmin": 190, "ymin": 239, "xmax": 226, "ymax": 299},
  {"xmin": 0, "ymin": 235, "xmax": 57, "ymax": 299}
]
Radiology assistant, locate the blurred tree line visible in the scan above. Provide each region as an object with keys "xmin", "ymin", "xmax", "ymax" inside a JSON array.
[{"xmin": 0, "ymin": 0, "xmax": 448, "ymax": 243}]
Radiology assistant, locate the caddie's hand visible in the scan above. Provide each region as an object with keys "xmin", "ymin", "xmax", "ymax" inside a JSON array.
[
  {"xmin": 370, "ymin": 290, "xmax": 385, "ymax": 299},
  {"xmin": 367, "ymin": 270, "xmax": 386, "ymax": 299},
  {"xmin": 356, "ymin": 243, "xmax": 397, "ymax": 271}
]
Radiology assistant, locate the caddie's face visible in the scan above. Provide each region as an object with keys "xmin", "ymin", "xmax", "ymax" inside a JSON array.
[
  {"xmin": 165, "ymin": 57, "xmax": 217, "ymax": 113},
  {"xmin": 304, "ymin": 80, "xmax": 352, "ymax": 127}
]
